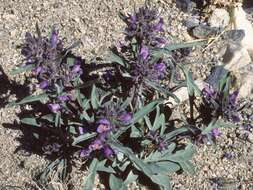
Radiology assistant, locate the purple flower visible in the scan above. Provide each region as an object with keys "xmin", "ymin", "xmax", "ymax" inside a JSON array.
[
  {"xmin": 72, "ymin": 64, "xmax": 82, "ymax": 74},
  {"xmin": 129, "ymin": 14, "xmax": 137, "ymax": 24},
  {"xmin": 33, "ymin": 66, "xmax": 43, "ymax": 75},
  {"xmin": 79, "ymin": 127, "xmax": 85, "ymax": 135},
  {"xmin": 154, "ymin": 62, "xmax": 166, "ymax": 73},
  {"xmin": 119, "ymin": 112, "xmax": 132, "ymax": 124},
  {"xmin": 153, "ymin": 18, "xmax": 164, "ymax": 32},
  {"xmin": 147, "ymin": 130, "xmax": 158, "ymax": 140},
  {"xmin": 103, "ymin": 146, "xmax": 114, "ymax": 157},
  {"xmin": 48, "ymin": 103, "xmax": 61, "ymax": 113},
  {"xmin": 211, "ymin": 128, "xmax": 222, "ymax": 138},
  {"xmin": 203, "ymin": 85, "xmax": 215, "ymax": 100},
  {"xmin": 96, "ymin": 119, "xmax": 112, "ymax": 133},
  {"xmin": 155, "ymin": 37, "xmax": 167, "ymax": 45},
  {"xmin": 58, "ymin": 95, "xmax": 70, "ymax": 102},
  {"xmin": 80, "ymin": 148, "xmax": 92, "ymax": 157},
  {"xmin": 231, "ymin": 114, "xmax": 240, "ymax": 123},
  {"xmin": 158, "ymin": 139, "xmax": 167, "ymax": 151},
  {"xmin": 39, "ymin": 80, "xmax": 49, "ymax": 89},
  {"xmin": 50, "ymin": 28, "xmax": 58, "ymax": 48},
  {"xmin": 139, "ymin": 45, "xmax": 149, "ymax": 61},
  {"xmin": 241, "ymin": 124, "xmax": 251, "ymax": 130},
  {"xmin": 89, "ymin": 139, "xmax": 103, "ymax": 151},
  {"xmin": 103, "ymin": 70, "xmax": 113, "ymax": 82},
  {"xmin": 229, "ymin": 90, "xmax": 239, "ymax": 106},
  {"xmin": 52, "ymin": 143, "xmax": 61, "ymax": 152}
]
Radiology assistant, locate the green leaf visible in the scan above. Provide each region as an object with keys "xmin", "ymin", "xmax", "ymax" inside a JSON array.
[
  {"xmin": 9, "ymin": 93, "xmax": 48, "ymax": 106},
  {"xmin": 41, "ymin": 114, "xmax": 54, "ymax": 123},
  {"xmin": 164, "ymin": 127, "xmax": 189, "ymax": 141},
  {"xmin": 109, "ymin": 174, "xmax": 127, "ymax": 190},
  {"xmin": 58, "ymin": 158, "xmax": 68, "ymax": 181},
  {"xmin": 179, "ymin": 65, "xmax": 201, "ymax": 96},
  {"xmin": 83, "ymin": 158, "xmax": 98, "ymax": 190},
  {"xmin": 54, "ymin": 112, "xmax": 61, "ymax": 127},
  {"xmin": 124, "ymin": 171, "xmax": 138, "ymax": 185},
  {"xmin": 109, "ymin": 142, "xmax": 154, "ymax": 176},
  {"xmin": 201, "ymin": 120, "xmax": 236, "ymax": 135},
  {"xmin": 145, "ymin": 143, "xmax": 176, "ymax": 162},
  {"xmin": 72, "ymin": 133, "xmax": 97, "ymax": 146},
  {"xmin": 149, "ymin": 174, "xmax": 172, "ymax": 190},
  {"xmin": 67, "ymin": 57, "xmax": 75, "ymax": 66},
  {"xmin": 132, "ymin": 100, "xmax": 161, "ymax": 124},
  {"xmin": 180, "ymin": 160, "xmax": 195, "ymax": 175},
  {"xmin": 130, "ymin": 125, "xmax": 143, "ymax": 138},
  {"xmin": 20, "ymin": 117, "xmax": 40, "ymax": 127},
  {"xmin": 97, "ymin": 160, "xmax": 115, "ymax": 174},
  {"xmin": 91, "ymin": 85, "xmax": 99, "ymax": 109},
  {"xmin": 163, "ymin": 40, "xmax": 207, "ymax": 52},
  {"xmin": 10, "ymin": 64, "xmax": 35, "ymax": 75},
  {"xmin": 146, "ymin": 162, "xmax": 179, "ymax": 174},
  {"xmin": 108, "ymin": 51, "xmax": 125, "ymax": 67},
  {"xmin": 144, "ymin": 79, "xmax": 179, "ymax": 102},
  {"xmin": 165, "ymin": 144, "xmax": 194, "ymax": 162},
  {"xmin": 152, "ymin": 106, "xmax": 160, "ymax": 130}
]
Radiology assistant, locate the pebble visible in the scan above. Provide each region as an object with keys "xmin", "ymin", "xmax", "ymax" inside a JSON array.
[
  {"xmin": 208, "ymin": 8, "xmax": 230, "ymax": 28},
  {"xmin": 192, "ymin": 25, "xmax": 219, "ymax": 39},
  {"xmin": 184, "ymin": 16, "xmax": 200, "ymax": 29},
  {"xmin": 224, "ymin": 30, "xmax": 245, "ymax": 44},
  {"xmin": 247, "ymin": 133, "xmax": 253, "ymax": 143},
  {"xmin": 176, "ymin": 0, "xmax": 196, "ymax": 13}
]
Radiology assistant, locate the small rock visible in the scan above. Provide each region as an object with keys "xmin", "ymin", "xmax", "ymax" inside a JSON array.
[
  {"xmin": 232, "ymin": 5, "xmax": 253, "ymax": 55},
  {"xmin": 247, "ymin": 133, "xmax": 253, "ymax": 143},
  {"xmin": 184, "ymin": 16, "xmax": 200, "ymax": 29},
  {"xmin": 224, "ymin": 30, "xmax": 245, "ymax": 44},
  {"xmin": 205, "ymin": 66, "xmax": 229, "ymax": 89},
  {"xmin": 176, "ymin": 0, "xmax": 196, "ymax": 13},
  {"xmin": 208, "ymin": 8, "xmax": 230, "ymax": 28},
  {"xmin": 192, "ymin": 25, "xmax": 219, "ymax": 39},
  {"xmin": 223, "ymin": 43, "xmax": 251, "ymax": 71}
]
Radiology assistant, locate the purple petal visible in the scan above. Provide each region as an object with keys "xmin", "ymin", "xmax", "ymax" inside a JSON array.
[
  {"xmin": 48, "ymin": 103, "xmax": 61, "ymax": 113},
  {"xmin": 72, "ymin": 64, "xmax": 82, "ymax": 74},
  {"xmin": 211, "ymin": 128, "xmax": 222, "ymax": 137},
  {"xmin": 80, "ymin": 149, "xmax": 91, "ymax": 157},
  {"xmin": 231, "ymin": 115, "xmax": 240, "ymax": 123},
  {"xmin": 154, "ymin": 62, "xmax": 166, "ymax": 73},
  {"xmin": 89, "ymin": 139, "xmax": 103, "ymax": 150},
  {"xmin": 79, "ymin": 127, "xmax": 84, "ymax": 135},
  {"xmin": 103, "ymin": 146, "xmax": 114, "ymax": 157},
  {"xmin": 119, "ymin": 112, "xmax": 132, "ymax": 124},
  {"xmin": 129, "ymin": 14, "xmax": 137, "ymax": 24},
  {"xmin": 153, "ymin": 18, "xmax": 164, "ymax": 32},
  {"xmin": 140, "ymin": 45, "xmax": 149, "ymax": 61},
  {"xmin": 97, "ymin": 124, "xmax": 111, "ymax": 134},
  {"xmin": 50, "ymin": 28, "xmax": 58, "ymax": 48},
  {"xmin": 155, "ymin": 37, "xmax": 167, "ymax": 45},
  {"xmin": 229, "ymin": 90, "xmax": 239, "ymax": 105},
  {"xmin": 97, "ymin": 118, "xmax": 111, "ymax": 126},
  {"xmin": 33, "ymin": 66, "xmax": 43, "ymax": 75},
  {"xmin": 39, "ymin": 80, "xmax": 49, "ymax": 89},
  {"xmin": 58, "ymin": 95, "xmax": 70, "ymax": 102}
]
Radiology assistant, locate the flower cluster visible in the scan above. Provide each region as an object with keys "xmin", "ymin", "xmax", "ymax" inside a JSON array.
[
  {"xmin": 22, "ymin": 27, "xmax": 83, "ymax": 91},
  {"xmin": 10, "ymin": 4, "xmax": 242, "ymax": 190},
  {"xmin": 146, "ymin": 130, "xmax": 168, "ymax": 151},
  {"xmin": 122, "ymin": 6, "xmax": 166, "ymax": 47},
  {"xmin": 202, "ymin": 85, "xmax": 240, "ymax": 123},
  {"xmin": 80, "ymin": 104, "xmax": 133, "ymax": 158}
]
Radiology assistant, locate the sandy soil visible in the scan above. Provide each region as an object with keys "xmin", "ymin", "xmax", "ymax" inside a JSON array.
[{"xmin": 0, "ymin": 0, "xmax": 253, "ymax": 189}]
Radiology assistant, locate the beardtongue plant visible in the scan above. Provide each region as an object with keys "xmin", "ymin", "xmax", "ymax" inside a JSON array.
[{"xmin": 9, "ymin": 4, "xmax": 240, "ymax": 190}]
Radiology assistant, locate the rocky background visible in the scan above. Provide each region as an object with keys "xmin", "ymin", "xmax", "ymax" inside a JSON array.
[{"xmin": 0, "ymin": 0, "xmax": 253, "ymax": 189}]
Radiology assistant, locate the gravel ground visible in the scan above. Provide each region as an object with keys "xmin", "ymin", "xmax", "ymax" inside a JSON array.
[{"xmin": 0, "ymin": 0, "xmax": 253, "ymax": 189}]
